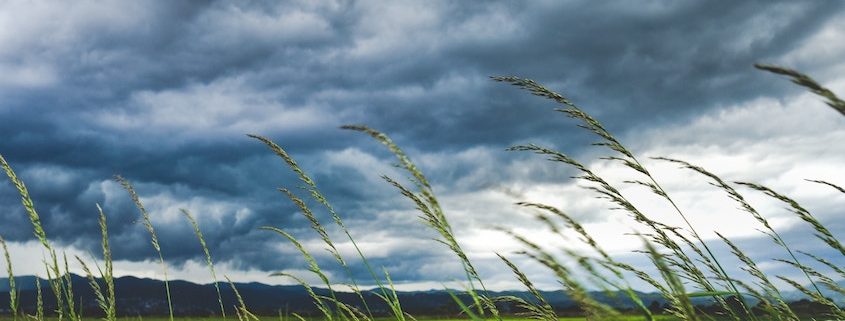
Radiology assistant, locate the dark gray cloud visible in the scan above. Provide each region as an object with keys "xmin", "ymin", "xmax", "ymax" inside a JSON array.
[{"xmin": 0, "ymin": 0, "xmax": 843, "ymax": 288}]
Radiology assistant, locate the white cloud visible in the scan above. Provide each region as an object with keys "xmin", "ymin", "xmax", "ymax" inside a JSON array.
[
  {"xmin": 724, "ymin": 3, "xmax": 809, "ymax": 54},
  {"xmin": 344, "ymin": 2, "xmax": 442, "ymax": 61},
  {"xmin": 0, "ymin": 63, "xmax": 57, "ymax": 89},
  {"xmin": 316, "ymin": 147, "xmax": 403, "ymax": 186},
  {"xmin": 635, "ymin": 92, "xmax": 845, "ymax": 219},
  {"xmin": 0, "ymin": 1, "xmax": 159, "ymax": 90},
  {"xmin": 0, "ymin": 2, "xmax": 153, "ymax": 53},
  {"xmin": 0, "ymin": 239, "xmax": 326, "ymax": 286},
  {"xmin": 98, "ymin": 180, "xmax": 252, "ymax": 225},
  {"xmin": 193, "ymin": 3, "xmax": 335, "ymax": 47},
  {"xmin": 93, "ymin": 77, "xmax": 333, "ymax": 141},
  {"xmin": 781, "ymin": 10, "xmax": 845, "ymax": 76}
]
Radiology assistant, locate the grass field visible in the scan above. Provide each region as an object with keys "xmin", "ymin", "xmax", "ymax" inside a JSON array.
[
  {"xmin": 0, "ymin": 316, "xmax": 832, "ymax": 321},
  {"xmin": 0, "ymin": 317, "xmax": 706, "ymax": 321},
  {"xmin": 1, "ymin": 64, "xmax": 844, "ymax": 321}
]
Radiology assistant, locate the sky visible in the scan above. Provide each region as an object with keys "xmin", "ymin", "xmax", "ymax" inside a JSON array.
[{"xmin": 1, "ymin": 0, "xmax": 844, "ymax": 292}]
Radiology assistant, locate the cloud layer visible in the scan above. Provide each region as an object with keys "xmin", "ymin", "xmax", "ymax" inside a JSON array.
[{"xmin": 0, "ymin": 0, "xmax": 844, "ymax": 290}]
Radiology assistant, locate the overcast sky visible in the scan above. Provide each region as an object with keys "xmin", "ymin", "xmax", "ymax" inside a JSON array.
[{"xmin": 1, "ymin": 0, "xmax": 844, "ymax": 291}]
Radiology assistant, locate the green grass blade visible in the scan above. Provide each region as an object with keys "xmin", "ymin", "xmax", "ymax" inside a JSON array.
[
  {"xmin": 181, "ymin": 209, "xmax": 226, "ymax": 320},
  {"xmin": 75, "ymin": 256, "xmax": 108, "ymax": 317},
  {"xmin": 96, "ymin": 204, "xmax": 116, "ymax": 321},
  {"xmin": 755, "ymin": 63, "xmax": 845, "ymax": 116},
  {"xmin": 62, "ymin": 253, "xmax": 78, "ymax": 321},
  {"xmin": 737, "ymin": 181, "xmax": 845, "ymax": 257},
  {"xmin": 115, "ymin": 176, "xmax": 174, "ymax": 321},
  {"xmin": 0, "ymin": 235, "xmax": 17, "ymax": 321},
  {"xmin": 444, "ymin": 288, "xmax": 483, "ymax": 321},
  {"xmin": 249, "ymin": 134, "xmax": 394, "ymax": 320},
  {"xmin": 226, "ymin": 276, "xmax": 260, "ymax": 321},
  {"xmin": 35, "ymin": 277, "xmax": 44, "ymax": 321}
]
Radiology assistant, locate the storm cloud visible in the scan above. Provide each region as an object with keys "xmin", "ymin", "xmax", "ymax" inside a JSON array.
[{"xmin": 0, "ymin": 0, "xmax": 844, "ymax": 290}]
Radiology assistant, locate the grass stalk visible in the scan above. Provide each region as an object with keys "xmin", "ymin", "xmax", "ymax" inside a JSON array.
[
  {"xmin": 35, "ymin": 277, "xmax": 44, "ymax": 321},
  {"xmin": 260, "ymin": 226, "xmax": 341, "ymax": 317},
  {"xmin": 715, "ymin": 233, "xmax": 798, "ymax": 321},
  {"xmin": 518, "ymin": 202, "xmax": 655, "ymax": 321},
  {"xmin": 115, "ymin": 176, "xmax": 173, "ymax": 321},
  {"xmin": 642, "ymin": 239, "xmax": 698, "ymax": 321},
  {"xmin": 736, "ymin": 182, "xmax": 845, "ymax": 257},
  {"xmin": 496, "ymin": 253, "xmax": 557, "ymax": 321},
  {"xmin": 318, "ymin": 295, "xmax": 371, "ymax": 321},
  {"xmin": 777, "ymin": 276, "xmax": 845, "ymax": 319},
  {"xmin": 754, "ymin": 64, "xmax": 845, "ymax": 116},
  {"xmin": 1, "ymin": 155, "xmax": 68, "ymax": 321},
  {"xmin": 226, "ymin": 276, "xmax": 260, "ymax": 321},
  {"xmin": 342, "ymin": 126, "xmax": 500, "ymax": 319},
  {"xmin": 509, "ymin": 144, "xmax": 729, "ymax": 314},
  {"xmin": 97, "ymin": 204, "xmax": 116, "ymax": 321},
  {"xmin": 499, "ymin": 227, "xmax": 619, "ymax": 320},
  {"xmin": 62, "ymin": 253, "xmax": 78, "ymax": 321},
  {"xmin": 496, "ymin": 77, "xmax": 755, "ymax": 320},
  {"xmin": 271, "ymin": 272, "xmax": 333, "ymax": 321},
  {"xmin": 0, "ymin": 235, "xmax": 17, "ymax": 321},
  {"xmin": 799, "ymin": 250, "xmax": 845, "ymax": 279},
  {"xmin": 76, "ymin": 256, "xmax": 108, "ymax": 319},
  {"xmin": 43, "ymin": 252, "xmax": 66, "ymax": 321},
  {"xmin": 181, "ymin": 209, "xmax": 226, "ymax": 320},
  {"xmin": 806, "ymin": 179, "xmax": 845, "ymax": 194},
  {"xmin": 776, "ymin": 258, "xmax": 845, "ymax": 298},
  {"xmin": 657, "ymin": 157, "xmax": 824, "ymax": 297},
  {"xmin": 249, "ymin": 134, "xmax": 391, "ymax": 321}
]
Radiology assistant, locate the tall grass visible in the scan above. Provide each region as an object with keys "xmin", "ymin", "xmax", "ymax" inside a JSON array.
[
  {"xmin": 115, "ymin": 176, "xmax": 174, "ymax": 321},
  {"xmin": 653, "ymin": 157, "xmax": 824, "ymax": 298},
  {"xmin": 0, "ymin": 63, "xmax": 842, "ymax": 321},
  {"xmin": 35, "ymin": 275, "xmax": 43, "ymax": 321},
  {"xmin": 0, "ymin": 235, "xmax": 17, "ymax": 321},
  {"xmin": 341, "ymin": 125, "xmax": 502, "ymax": 320},
  {"xmin": 182, "ymin": 209, "xmax": 227, "ymax": 320},
  {"xmin": 250, "ymin": 134, "xmax": 402, "ymax": 321},
  {"xmin": 61, "ymin": 253, "xmax": 78, "ymax": 321},
  {"xmin": 0, "ymin": 155, "xmax": 72, "ymax": 321},
  {"xmin": 227, "ymin": 276, "xmax": 259, "ymax": 321},
  {"xmin": 493, "ymin": 75, "xmax": 757, "ymax": 321},
  {"xmin": 77, "ymin": 203, "xmax": 116, "ymax": 321}
]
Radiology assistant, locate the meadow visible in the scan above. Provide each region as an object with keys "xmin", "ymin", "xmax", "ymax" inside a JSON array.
[
  {"xmin": 0, "ymin": 317, "xmax": 692, "ymax": 321},
  {"xmin": 1, "ymin": 63, "xmax": 844, "ymax": 321}
]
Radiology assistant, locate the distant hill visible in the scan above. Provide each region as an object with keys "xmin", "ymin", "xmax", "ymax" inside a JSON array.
[{"xmin": 0, "ymin": 275, "xmax": 839, "ymax": 317}]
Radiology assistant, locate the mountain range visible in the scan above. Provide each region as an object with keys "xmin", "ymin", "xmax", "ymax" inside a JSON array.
[{"xmin": 0, "ymin": 275, "xmax": 840, "ymax": 317}]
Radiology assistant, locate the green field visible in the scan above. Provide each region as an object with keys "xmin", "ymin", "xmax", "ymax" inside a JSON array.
[
  {"xmin": 0, "ymin": 317, "xmax": 832, "ymax": 321},
  {"xmin": 0, "ymin": 317, "xmax": 692, "ymax": 321}
]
